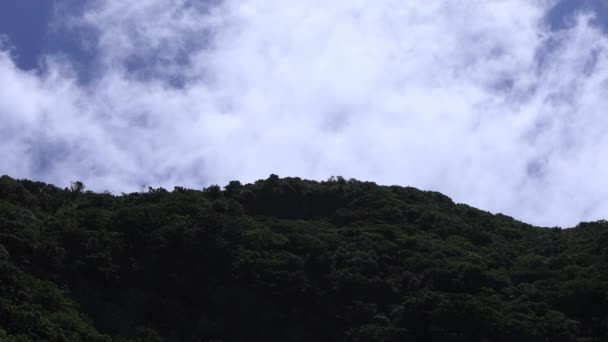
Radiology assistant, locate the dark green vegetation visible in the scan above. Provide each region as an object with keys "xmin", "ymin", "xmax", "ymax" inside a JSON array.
[{"xmin": 0, "ymin": 174, "xmax": 608, "ymax": 341}]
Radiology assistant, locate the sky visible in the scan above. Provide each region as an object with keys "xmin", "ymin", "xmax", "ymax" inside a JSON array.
[{"xmin": 0, "ymin": 0, "xmax": 608, "ymax": 227}]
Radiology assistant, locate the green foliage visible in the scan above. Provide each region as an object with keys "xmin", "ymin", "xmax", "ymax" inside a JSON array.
[{"xmin": 0, "ymin": 174, "xmax": 607, "ymax": 341}]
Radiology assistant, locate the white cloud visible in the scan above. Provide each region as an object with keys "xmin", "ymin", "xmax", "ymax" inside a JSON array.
[{"xmin": 1, "ymin": 0, "xmax": 608, "ymax": 227}]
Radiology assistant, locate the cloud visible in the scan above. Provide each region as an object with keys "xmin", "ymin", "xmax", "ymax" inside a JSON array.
[{"xmin": 1, "ymin": 0, "xmax": 608, "ymax": 227}]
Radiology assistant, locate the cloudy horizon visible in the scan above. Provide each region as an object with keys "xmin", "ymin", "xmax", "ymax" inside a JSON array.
[{"xmin": 1, "ymin": 0, "xmax": 608, "ymax": 227}]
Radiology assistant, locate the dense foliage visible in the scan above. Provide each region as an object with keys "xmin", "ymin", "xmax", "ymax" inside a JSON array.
[{"xmin": 0, "ymin": 174, "xmax": 607, "ymax": 341}]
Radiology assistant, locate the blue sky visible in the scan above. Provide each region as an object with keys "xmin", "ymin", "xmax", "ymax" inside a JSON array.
[
  {"xmin": 1, "ymin": 0, "xmax": 608, "ymax": 227},
  {"xmin": 0, "ymin": 0, "xmax": 95, "ymax": 76},
  {"xmin": 0, "ymin": 1, "xmax": 53, "ymax": 70}
]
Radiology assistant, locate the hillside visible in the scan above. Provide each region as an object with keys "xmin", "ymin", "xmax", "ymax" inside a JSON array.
[{"xmin": 0, "ymin": 174, "xmax": 607, "ymax": 341}]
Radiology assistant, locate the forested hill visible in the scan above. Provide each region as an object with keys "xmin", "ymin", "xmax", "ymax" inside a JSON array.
[{"xmin": 0, "ymin": 175, "xmax": 607, "ymax": 342}]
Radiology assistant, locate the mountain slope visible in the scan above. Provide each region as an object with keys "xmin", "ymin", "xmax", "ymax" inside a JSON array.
[{"xmin": 0, "ymin": 175, "xmax": 607, "ymax": 341}]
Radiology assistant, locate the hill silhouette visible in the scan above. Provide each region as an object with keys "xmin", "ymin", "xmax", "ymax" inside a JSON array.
[{"xmin": 0, "ymin": 174, "xmax": 607, "ymax": 341}]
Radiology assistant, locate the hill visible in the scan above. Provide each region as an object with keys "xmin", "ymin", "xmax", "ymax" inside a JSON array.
[{"xmin": 0, "ymin": 174, "xmax": 607, "ymax": 341}]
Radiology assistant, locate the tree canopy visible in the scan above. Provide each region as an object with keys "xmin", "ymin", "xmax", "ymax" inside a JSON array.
[{"xmin": 0, "ymin": 174, "xmax": 607, "ymax": 341}]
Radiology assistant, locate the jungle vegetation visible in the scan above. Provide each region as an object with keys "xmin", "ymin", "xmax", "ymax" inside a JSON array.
[{"xmin": 0, "ymin": 174, "xmax": 607, "ymax": 341}]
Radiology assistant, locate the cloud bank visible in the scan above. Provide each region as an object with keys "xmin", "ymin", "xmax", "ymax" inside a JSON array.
[{"xmin": 1, "ymin": 0, "xmax": 608, "ymax": 227}]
